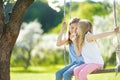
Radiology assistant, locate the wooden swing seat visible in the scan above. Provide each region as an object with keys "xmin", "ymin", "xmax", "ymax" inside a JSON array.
[{"xmin": 91, "ymin": 67, "xmax": 120, "ymax": 74}]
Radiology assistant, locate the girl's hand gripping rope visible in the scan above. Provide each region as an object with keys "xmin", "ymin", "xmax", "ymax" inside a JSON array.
[
  {"xmin": 114, "ymin": 27, "xmax": 119, "ymax": 33},
  {"xmin": 61, "ymin": 21, "xmax": 67, "ymax": 33}
]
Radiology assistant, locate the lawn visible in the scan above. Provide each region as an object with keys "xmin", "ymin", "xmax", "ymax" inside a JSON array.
[{"xmin": 10, "ymin": 65, "xmax": 120, "ymax": 80}]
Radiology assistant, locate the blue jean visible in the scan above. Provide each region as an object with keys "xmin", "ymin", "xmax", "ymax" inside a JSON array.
[{"xmin": 55, "ymin": 61, "xmax": 84, "ymax": 80}]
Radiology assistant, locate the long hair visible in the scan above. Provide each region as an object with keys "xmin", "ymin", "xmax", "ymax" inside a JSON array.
[
  {"xmin": 78, "ymin": 20, "xmax": 93, "ymax": 46},
  {"xmin": 66, "ymin": 18, "xmax": 80, "ymax": 44}
]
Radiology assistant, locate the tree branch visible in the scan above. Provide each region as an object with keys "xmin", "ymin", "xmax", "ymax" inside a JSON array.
[
  {"xmin": 7, "ymin": 0, "xmax": 34, "ymax": 36},
  {"xmin": 0, "ymin": 0, "xmax": 5, "ymax": 37}
]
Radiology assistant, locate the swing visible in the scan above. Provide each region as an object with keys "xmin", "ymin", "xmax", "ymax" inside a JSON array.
[
  {"xmin": 63, "ymin": 0, "xmax": 120, "ymax": 74},
  {"xmin": 91, "ymin": 0, "xmax": 120, "ymax": 74}
]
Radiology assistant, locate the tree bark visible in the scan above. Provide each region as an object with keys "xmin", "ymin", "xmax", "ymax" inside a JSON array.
[
  {"xmin": 0, "ymin": 0, "xmax": 4, "ymax": 37},
  {"xmin": 0, "ymin": 0, "xmax": 34, "ymax": 80}
]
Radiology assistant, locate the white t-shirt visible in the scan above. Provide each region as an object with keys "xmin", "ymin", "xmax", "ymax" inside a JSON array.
[{"xmin": 81, "ymin": 32, "xmax": 104, "ymax": 64}]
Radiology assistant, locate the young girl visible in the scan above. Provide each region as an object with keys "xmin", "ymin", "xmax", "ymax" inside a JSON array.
[
  {"xmin": 56, "ymin": 18, "xmax": 84, "ymax": 80},
  {"xmin": 74, "ymin": 20, "xmax": 119, "ymax": 80}
]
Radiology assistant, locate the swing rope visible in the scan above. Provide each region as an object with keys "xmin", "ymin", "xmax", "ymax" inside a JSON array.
[
  {"xmin": 63, "ymin": 0, "xmax": 67, "ymax": 66},
  {"xmin": 63, "ymin": 0, "xmax": 72, "ymax": 66},
  {"xmin": 69, "ymin": 0, "xmax": 72, "ymax": 19},
  {"xmin": 64, "ymin": 0, "xmax": 66, "ymax": 18},
  {"xmin": 113, "ymin": 0, "xmax": 120, "ymax": 78},
  {"xmin": 113, "ymin": 0, "xmax": 117, "ymax": 27}
]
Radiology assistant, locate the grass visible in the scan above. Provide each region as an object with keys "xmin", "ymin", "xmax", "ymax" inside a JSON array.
[
  {"xmin": 10, "ymin": 65, "xmax": 62, "ymax": 80},
  {"xmin": 11, "ymin": 73, "xmax": 55, "ymax": 80},
  {"xmin": 10, "ymin": 65, "xmax": 120, "ymax": 80}
]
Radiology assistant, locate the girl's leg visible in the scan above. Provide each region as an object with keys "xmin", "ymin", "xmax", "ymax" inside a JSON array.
[
  {"xmin": 63, "ymin": 64, "xmax": 77, "ymax": 80},
  {"xmin": 78, "ymin": 63, "xmax": 103, "ymax": 80},
  {"xmin": 74, "ymin": 64, "xmax": 87, "ymax": 80},
  {"xmin": 63, "ymin": 61, "xmax": 84, "ymax": 80},
  {"xmin": 55, "ymin": 62, "xmax": 75, "ymax": 80}
]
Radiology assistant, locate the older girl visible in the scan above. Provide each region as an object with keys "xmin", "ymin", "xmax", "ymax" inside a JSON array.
[{"xmin": 74, "ymin": 20, "xmax": 119, "ymax": 80}]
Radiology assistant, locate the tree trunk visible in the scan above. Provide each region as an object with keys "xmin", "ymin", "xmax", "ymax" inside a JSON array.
[
  {"xmin": 0, "ymin": 0, "xmax": 34, "ymax": 80},
  {"xmin": 25, "ymin": 50, "xmax": 32, "ymax": 69}
]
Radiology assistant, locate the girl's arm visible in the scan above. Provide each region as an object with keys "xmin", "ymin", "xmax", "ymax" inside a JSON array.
[
  {"xmin": 73, "ymin": 41, "xmax": 82, "ymax": 56},
  {"xmin": 56, "ymin": 22, "xmax": 67, "ymax": 46},
  {"xmin": 87, "ymin": 27, "xmax": 119, "ymax": 41},
  {"xmin": 71, "ymin": 33, "xmax": 81, "ymax": 56}
]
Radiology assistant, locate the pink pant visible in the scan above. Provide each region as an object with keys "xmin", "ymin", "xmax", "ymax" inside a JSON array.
[{"xmin": 74, "ymin": 63, "xmax": 103, "ymax": 80}]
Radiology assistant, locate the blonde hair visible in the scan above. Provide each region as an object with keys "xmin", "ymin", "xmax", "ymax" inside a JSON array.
[
  {"xmin": 78, "ymin": 20, "xmax": 93, "ymax": 46},
  {"xmin": 66, "ymin": 18, "xmax": 80, "ymax": 44}
]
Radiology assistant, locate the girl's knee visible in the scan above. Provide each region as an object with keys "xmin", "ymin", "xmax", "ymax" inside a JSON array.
[
  {"xmin": 79, "ymin": 70, "xmax": 88, "ymax": 76},
  {"xmin": 56, "ymin": 70, "xmax": 62, "ymax": 77},
  {"xmin": 78, "ymin": 70, "xmax": 88, "ymax": 80},
  {"xmin": 73, "ymin": 68, "xmax": 78, "ymax": 76},
  {"xmin": 63, "ymin": 71, "xmax": 72, "ymax": 78}
]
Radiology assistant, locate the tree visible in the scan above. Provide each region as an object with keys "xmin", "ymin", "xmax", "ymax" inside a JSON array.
[
  {"xmin": 16, "ymin": 20, "xmax": 43, "ymax": 69},
  {"xmin": 0, "ymin": 0, "xmax": 34, "ymax": 80}
]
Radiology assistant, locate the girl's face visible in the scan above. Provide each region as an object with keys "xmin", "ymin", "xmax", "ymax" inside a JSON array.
[
  {"xmin": 69, "ymin": 23, "xmax": 78, "ymax": 34},
  {"xmin": 77, "ymin": 25, "xmax": 82, "ymax": 35},
  {"xmin": 77, "ymin": 27, "xmax": 81, "ymax": 35}
]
